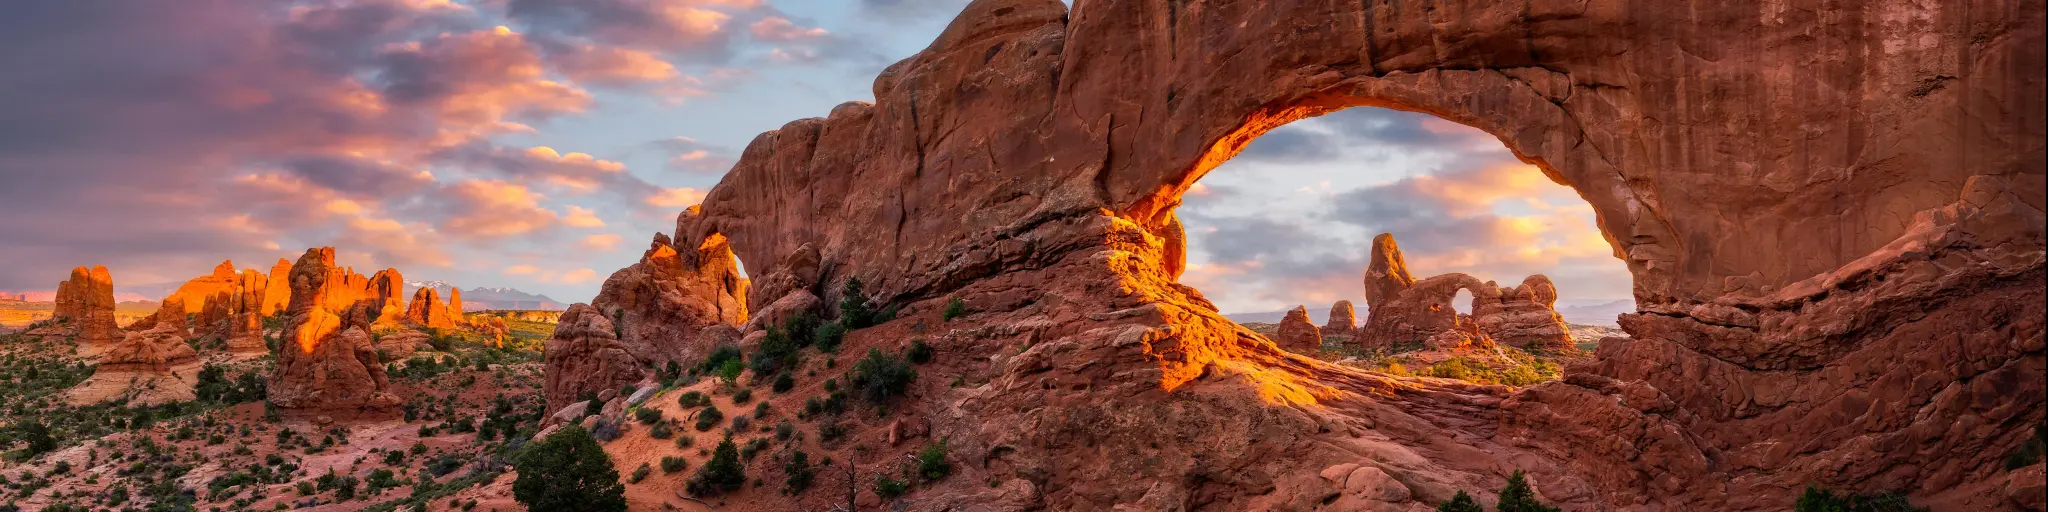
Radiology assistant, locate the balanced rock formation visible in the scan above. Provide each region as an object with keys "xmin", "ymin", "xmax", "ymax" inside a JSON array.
[
  {"xmin": 1273, "ymin": 305, "xmax": 1322, "ymax": 352},
  {"xmin": 404, "ymin": 286, "xmax": 457, "ymax": 329},
  {"xmin": 542, "ymin": 223, "xmax": 747, "ymax": 411},
  {"xmin": 1323, "ymin": 300, "xmax": 1358, "ymax": 337},
  {"xmin": 51, "ymin": 266, "xmax": 119, "ymax": 346},
  {"xmin": 261, "ymin": 258, "xmax": 292, "ymax": 316},
  {"xmin": 268, "ymin": 247, "xmax": 400, "ymax": 411},
  {"xmin": 587, "ymin": 2, "xmax": 2044, "ymax": 510}
]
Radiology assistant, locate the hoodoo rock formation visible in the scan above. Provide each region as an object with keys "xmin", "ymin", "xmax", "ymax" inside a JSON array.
[
  {"xmin": 1323, "ymin": 300, "xmax": 1358, "ymax": 338},
  {"xmin": 261, "ymin": 258, "xmax": 292, "ymax": 316},
  {"xmin": 404, "ymin": 286, "xmax": 457, "ymax": 329},
  {"xmin": 1356, "ymin": 234, "xmax": 1575, "ymax": 351},
  {"xmin": 566, "ymin": 1, "xmax": 2042, "ymax": 510},
  {"xmin": 50, "ymin": 266, "xmax": 118, "ymax": 346},
  {"xmin": 268, "ymin": 247, "xmax": 400, "ymax": 411},
  {"xmin": 542, "ymin": 225, "xmax": 749, "ymax": 411},
  {"xmin": 449, "ymin": 288, "xmax": 464, "ymax": 317},
  {"xmin": 369, "ymin": 269, "xmax": 407, "ymax": 327},
  {"xmin": 1274, "ymin": 305, "xmax": 1322, "ymax": 351}
]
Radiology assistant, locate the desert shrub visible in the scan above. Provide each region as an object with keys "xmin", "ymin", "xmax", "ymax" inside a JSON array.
[
  {"xmin": 772, "ymin": 372, "xmax": 795, "ymax": 393},
  {"xmin": 753, "ymin": 401, "xmax": 771, "ymax": 418},
  {"xmin": 1427, "ymin": 357, "xmax": 1477, "ymax": 381},
  {"xmin": 942, "ymin": 297, "xmax": 967, "ymax": 321},
  {"xmin": 749, "ymin": 325, "xmax": 802, "ymax": 377},
  {"xmin": 649, "ymin": 421, "xmax": 674, "ymax": 440},
  {"xmin": 848, "ymin": 349, "xmax": 917, "ymax": 405},
  {"xmin": 634, "ymin": 407, "xmax": 663, "ymax": 425},
  {"xmin": 838, "ymin": 278, "xmax": 876, "ymax": 329},
  {"xmin": 1496, "ymin": 470, "xmax": 1560, "ymax": 512},
  {"xmin": 906, "ymin": 338, "xmax": 933, "ymax": 364},
  {"xmin": 591, "ymin": 418, "xmax": 622, "ymax": 442},
  {"xmin": 695, "ymin": 406, "xmax": 724, "ymax": 431},
  {"xmin": 1436, "ymin": 490, "xmax": 1483, "ymax": 512},
  {"xmin": 782, "ymin": 312, "xmax": 820, "ymax": 349},
  {"xmin": 661, "ymin": 456, "xmax": 688, "ymax": 474},
  {"xmin": 698, "ymin": 344, "xmax": 743, "ymax": 375},
  {"xmin": 782, "ymin": 450, "xmax": 815, "ymax": 495},
  {"xmin": 1793, "ymin": 487, "xmax": 1928, "ymax": 512},
  {"xmin": 733, "ymin": 388, "xmax": 753, "ymax": 404},
  {"xmin": 687, "ymin": 436, "xmax": 747, "ymax": 497},
  {"xmin": 918, "ymin": 439, "xmax": 951, "ymax": 482},
  {"xmin": 717, "ymin": 359, "xmax": 745, "ymax": 384},
  {"xmin": 511, "ymin": 425, "xmax": 626, "ymax": 512},
  {"xmin": 12, "ymin": 419, "xmax": 54, "ymax": 458},
  {"xmin": 874, "ymin": 475, "xmax": 909, "ymax": 500},
  {"xmin": 813, "ymin": 322, "xmax": 847, "ymax": 353},
  {"xmin": 628, "ymin": 462, "xmax": 652, "ymax": 484},
  {"xmin": 676, "ymin": 391, "xmax": 708, "ymax": 408},
  {"xmin": 775, "ymin": 421, "xmax": 797, "ymax": 441},
  {"xmin": 731, "ymin": 414, "xmax": 752, "ymax": 432}
]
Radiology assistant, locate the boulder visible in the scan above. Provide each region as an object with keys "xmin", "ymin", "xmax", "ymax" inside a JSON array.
[
  {"xmin": 266, "ymin": 247, "xmax": 400, "ymax": 411},
  {"xmin": 741, "ymin": 289, "xmax": 820, "ymax": 333}
]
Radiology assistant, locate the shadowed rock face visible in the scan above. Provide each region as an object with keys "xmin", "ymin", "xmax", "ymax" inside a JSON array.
[
  {"xmin": 541, "ymin": 225, "xmax": 749, "ymax": 412},
  {"xmin": 268, "ymin": 247, "xmax": 399, "ymax": 411},
  {"xmin": 1324, "ymin": 300, "xmax": 1358, "ymax": 337},
  {"xmin": 1275, "ymin": 305, "xmax": 1322, "ymax": 351},
  {"xmin": 580, "ymin": 1, "xmax": 2042, "ymax": 509}
]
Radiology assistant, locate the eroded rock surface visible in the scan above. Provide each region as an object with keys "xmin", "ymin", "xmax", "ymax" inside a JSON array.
[
  {"xmin": 580, "ymin": 1, "xmax": 2043, "ymax": 510},
  {"xmin": 1324, "ymin": 300, "xmax": 1358, "ymax": 338},
  {"xmin": 52, "ymin": 266, "xmax": 118, "ymax": 347},
  {"xmin": 1274, "ymin": 305, "xmax": 1322, "ymax": 352},
  {"xmin": 404, "ymin": 286, "xmax": 456, "ymax": 329},
  {"xmin": 542, "ymin": 304, "xmax": 644, "ymax": 410},
  {"xmin": 268, "ymin": 247, "xmax": 400, "ymax": 411},
  {"xmin": 1356, "ymin": 234, "xmax": 1574, "ymax": 352}
]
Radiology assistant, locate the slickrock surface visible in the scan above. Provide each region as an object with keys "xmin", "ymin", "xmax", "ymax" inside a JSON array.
[
  {"xmin": 268, "ymin": 247, "xmax": 400, "ymax": 411},
  {"xmin": 575, "ymin": 1, "xmax": 2045, "ymax": 509}
]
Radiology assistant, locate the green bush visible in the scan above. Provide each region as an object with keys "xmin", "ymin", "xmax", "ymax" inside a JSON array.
[
  {"xmin": 918, "ymin": 439, "xmax": 951, "ymax": 482},
  {"xmin": 838, "ymin": 278, "xmax": 875, "ymax": 329},
  {"xmin": 661, "ymin": 456, "xmax": 688, "ymax": 474},
  {"xmin": 874, "ymin": 475, "xmax": 909, "ymax": 500},
  {"xmin": 717, "ymin": 359, "xmax": 745, "ymax": 384},
  {"xmin": 782, "ymin": 450, "xmax": 815, "ymax": 495},
  {"xmin": 695, "ymin": 406, "xmax": 724, "ymax": 431},
  {"xmin": 698, "ymin": 344, "xmax": 743, "ymax": 375},
  {"xmin": 733, "ymin": 388, "xmax": 752, "ymax": 404},
  {"xmin": 677, "ymin": 391, "xmax": 708, "ymax": 408},
  {"xmin": 511, "ymin": 425, "xmax": 626, "ymax": 512},
  {"xmin": 813, "ymin": 322, "xmax": 847, "ymax": 354},
  {"xmin": 772, "ymin": 373, "xmax": 795, "ymax": 393},
  {"xmin": 628, "ymin": 462, "xmax": 651, "ymax": 484},
  {"xmin": 942, "ymin": 297, "xmax": 967, "ymax": 321},
  {"xmin": 1436, "ymin": 490, "xmax": 1483, "ymax": 512},
  {"xmin": 687, "ymin": 435, "xmax": 747, "ymax": 497},
  {"xmin": 906, "ymin": 339, "xmax": 933, "ymax": 364},
  {"xmin": 749, "ymin": 324, "xmax": 802, "ymax": 377},
  {"xmin": 634, "ymin": 407, "xmax": 664, "ymax": 425},
  {"xmin": 1794, "ymin": 486, "xmax": 1928, "ymax": 512},
  {"xmin": 849, "ymin": 348, "xmax": 917, "ymax": 405}
]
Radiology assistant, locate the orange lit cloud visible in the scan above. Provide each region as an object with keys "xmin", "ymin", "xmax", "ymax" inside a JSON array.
[{"xmin": 647, "ymin": 187, "xmax": 708, "ymax": 208}]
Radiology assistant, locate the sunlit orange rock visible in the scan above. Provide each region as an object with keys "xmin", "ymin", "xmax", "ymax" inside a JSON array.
[
  {"xmin": 262, "ymin": 258, "xmax": 292, "ymax": 316},
  {"xmin": 166, "ymin": 260, "xmax": 239, "ymax": 315},
  {"xmin": 404, "ymin": 286, "xmax": 456, "ymax": 329},
  {"xmin": 52, "ymin": 266, "xmax": 119, "ymax": 347},
  {"xmin": 267, "ymin": 247, "xmax": 399, "ymax": 411},
  {"xmin": 367, "ymin": 268, "xmax": 406, "ymax": 327},
  {"xmin": 1323, "ymin": 300, "xmax": 1358, "ymax": 337},
  {"xmin": 573, "ymin": 1, "xmax": 2044, "ymax": 509}
]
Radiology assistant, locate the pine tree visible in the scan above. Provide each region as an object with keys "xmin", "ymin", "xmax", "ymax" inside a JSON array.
[
  {"xmin": 511, "ymin": 426, "xmax": 627, "ymax": 512},
  {"xmin": 839, "ymin": 278, "xmax": 874, "ymax": 329},
  {"xmin": 1495, "ymin": 470, "xmax": 1560, "ymax": 512},
  {"xmin": 1437, "ymin": 490, "xmax": 1484, "ymax": 512},
  {"xmin": 689, "ymin": 435, "xmax": 748, "ymax": 496}
]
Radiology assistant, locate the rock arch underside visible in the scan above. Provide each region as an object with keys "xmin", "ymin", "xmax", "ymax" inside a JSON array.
[{"xmin": 575, "ymin": 0, "xmax": 2046, "ymax": 509}]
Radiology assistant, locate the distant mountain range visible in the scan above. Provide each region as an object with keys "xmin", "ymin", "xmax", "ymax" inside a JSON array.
[
  {"xmin": 1224, "ymin": 298, "xmax": 1632, "ymax": 328},
  {"xmin": 405, "ymin": 281, "xmax": 565, "ymax": 311}
]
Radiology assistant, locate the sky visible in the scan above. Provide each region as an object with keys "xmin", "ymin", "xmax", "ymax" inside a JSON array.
[{"xmin": 0, "ymin": 0, "xmax": 1631, "ymax": 312}]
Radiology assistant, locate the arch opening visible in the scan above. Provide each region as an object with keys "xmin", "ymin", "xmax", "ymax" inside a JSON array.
[{"xmin": 1174, "ymin": 106, "xmax": 1632, "ymax": 385}]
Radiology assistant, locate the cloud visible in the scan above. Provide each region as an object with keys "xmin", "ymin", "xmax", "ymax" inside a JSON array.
[
  {"xmin": 648, "ymin": 187, "xmax": 708, "ymax": 208},
  {"xmin": 1233, "ymin": 108, "xmax": 1504, "ymax": 165},
  {"xmin": 439, "ymin": 180, "xmax": 562, "ymax": 239},
  {"xmin": 578, "ymin": 234, "xmax": 625, "ymax": 251},
  {"xmin": 562, "ymin": 205, "xmax": 607, "ymax": 228},
  {"xmin": 649, "ymin": 136, "xmax": 737, "ymax": 173},
  {"xmin": 857, "ymin": 0, "xmax": 974, "ymax": 19}
]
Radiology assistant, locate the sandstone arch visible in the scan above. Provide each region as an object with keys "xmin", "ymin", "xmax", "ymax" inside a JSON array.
[{"xmin": 641, "ymin": 1, "xmax": 2040, "ymax": 509}]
